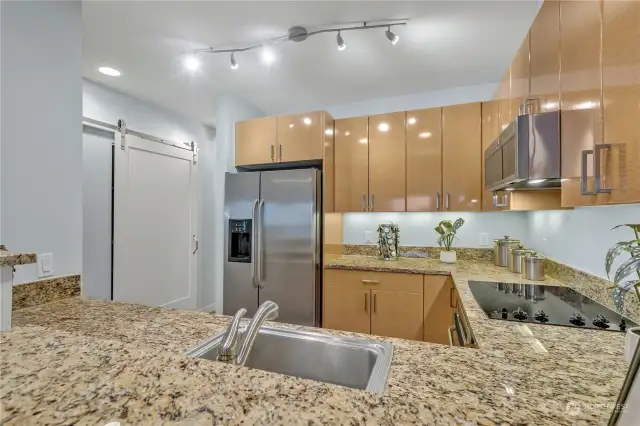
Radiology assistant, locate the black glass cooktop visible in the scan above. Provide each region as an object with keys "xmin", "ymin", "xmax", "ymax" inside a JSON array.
[{"xmin": 468, "ymin": 281, "xmax": 636, "ymax": 332}]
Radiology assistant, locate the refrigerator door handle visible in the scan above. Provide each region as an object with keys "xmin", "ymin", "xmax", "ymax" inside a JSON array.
[
  {"xmin": 251, "ymin": 198, "xmax": 259, "ymax": 288},
  {"xmin": 257, "ymin": 199, "xmax": 265, "ymax": 288}
]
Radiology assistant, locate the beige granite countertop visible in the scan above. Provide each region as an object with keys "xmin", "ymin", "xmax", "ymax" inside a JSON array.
[
  {"xmin": 1, "ymin": 258, "xmax": 632, "ymax": 425},
  {"xmin": 0, "ymin": 250, "xmax": 37, "ymax": 268}
]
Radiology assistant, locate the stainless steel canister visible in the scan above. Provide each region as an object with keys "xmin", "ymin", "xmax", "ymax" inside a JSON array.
[
  {"xmin": 523, "ymin": 253, "xmax": 546, "ymax": 281},
  {"xmin": 493, "ymin": 236, "xmax": 521, "ymax": 267},
  {"xmin": 508, "ymin": 246, "xmax": 533, "ymax": 274}
]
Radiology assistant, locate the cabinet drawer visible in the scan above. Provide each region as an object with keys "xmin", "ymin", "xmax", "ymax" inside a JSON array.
[{"xmin": 324, "ymin": 269, "xmax": 423, "ymax": 294}]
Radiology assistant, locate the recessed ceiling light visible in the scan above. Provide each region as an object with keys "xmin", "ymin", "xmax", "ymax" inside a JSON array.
[
  {"xmin": 529, "ymin": 179, "xmax": 546, "ymax": 184},
  {"xmin": 303, "ymin": 117, "xmax": 312, "ymax": 126},
  {"xmin": 359, "ymin": 138, "xmax": 368, "ymax": 144},
  {"xmin": 377, "ymin": 122, "xmax": 390, "ymax": 132},
  {"xmin": 98, "ymin": 66, "xmax": 121, "ymax": 77},
  {"xmin": 418, "ymin": 132, "xmax": 432, "ymax": 139},
  {"xmin": 407, "ymin": 117, "xmax": 416, "ymax": 125},
  {"xmin": 182, "ymin": 55, "xmax": 201, "ymax": 72}
]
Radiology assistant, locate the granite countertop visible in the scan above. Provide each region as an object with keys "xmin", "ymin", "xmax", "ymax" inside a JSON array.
[
  {"xmin": 0, "ymin": 250, "xmax": 37, "ymax": 268},
  {"xmin": 1, "ymin": 258, "xmax": 631, "ymax": 425}
]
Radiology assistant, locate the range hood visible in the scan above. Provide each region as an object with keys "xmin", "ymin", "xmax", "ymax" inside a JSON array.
[{"xmin": 484, "ymin": 110, "xmax": 561, "ymax": 191}]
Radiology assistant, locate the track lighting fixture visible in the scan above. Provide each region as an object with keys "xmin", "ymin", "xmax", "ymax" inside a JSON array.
[
  {"xmin": 336, "ymin": 31, "xmax": 346, "ymax": 51},
  {"xmin": 189, "ymin": 20, "xmax": 407, "ymax": 71},
  {"xmin": 385, "ymin": 27, "xmax": 399, "ymax": 45}
]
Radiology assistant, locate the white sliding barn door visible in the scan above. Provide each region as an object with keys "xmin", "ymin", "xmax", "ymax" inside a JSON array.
[{"xmin": 114, "ymin": 133, "xmax": 198, "ymax": 309}]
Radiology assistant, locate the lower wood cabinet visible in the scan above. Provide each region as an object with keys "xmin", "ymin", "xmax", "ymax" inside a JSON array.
[
  {"xmin": 323, "ymin": 285, "xmax": 370, "ymax": 334},
  {"xmin": 371, "ymin": 289, "xmax": 423, "ymax": 341},
  {"xmin": 422, "ymin": 276, "xmax": 456, "ymax": 345}
]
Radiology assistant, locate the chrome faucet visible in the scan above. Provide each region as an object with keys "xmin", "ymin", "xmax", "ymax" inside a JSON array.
[{"xmin": 216, "ymin": 300, "xmax": 279, "ymax": 366}]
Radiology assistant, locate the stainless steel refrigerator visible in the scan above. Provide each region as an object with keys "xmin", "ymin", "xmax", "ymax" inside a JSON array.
[{"xmin": 223, "ymin": 169, "xmax": 322, "ymax": 327}]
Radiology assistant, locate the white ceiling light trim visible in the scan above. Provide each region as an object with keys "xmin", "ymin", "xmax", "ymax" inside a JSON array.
[
  {"xmin": 98, "ymin": 66, "xmax": 121, "ymax": 77},
  {"xmin": 189, "ymin": 20, "xmax": 407, "ymax": 70}
]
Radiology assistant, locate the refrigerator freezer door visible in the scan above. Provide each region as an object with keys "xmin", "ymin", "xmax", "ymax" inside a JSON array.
[
  {"xmin": 258, "ymin": 169, "xmax": 321, "ymax": 326},
  {"xmin": 224, "ymin": 172, "xmax": 260, "ymax": 318}
]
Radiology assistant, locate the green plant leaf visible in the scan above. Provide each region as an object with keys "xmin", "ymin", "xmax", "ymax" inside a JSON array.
[
  {"xmin": 435, "ymin": 226, "xmax": 444, "ymax": 235},
  {"xmin": 442, "ymin": 221, "xmax": 453, "ymax": 231},
  {"xmin": 453, "ymin": 218, "xmax": 465, "ymax": 230},
  {"xmin": 612, "ymin": 224, "xmax": 640, "ymax": 233},
  {"xmin": 614, "ymin": 256, "xmax": 640, "ymax": 285},
  {"xmin": 606, "ymin": 241, "xmax": 637, "ymax": 276}
]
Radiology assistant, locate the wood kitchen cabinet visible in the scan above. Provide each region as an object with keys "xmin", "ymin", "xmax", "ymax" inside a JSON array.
[
  {"xmin": 602, "ymin": 0, "xmax": 640, "ymax": 204},
  {"xmin": 323, "ymin": 269, "xmax": 423, "ymax": 341},
  {"xmin": 235, "ymin": 116, "xmax": 278, "ymax": 166},
  {"xmin": 406, "ymin": 108, "xmax": 443, "ymax": 212},
  {"xmin": 510, "ymin": 34, "xmax": 530, "ymax": 117},
  {"xmin": 530, "ymin": 0, "xmax": 560, "ymax": 112},
  {"xmin": 422, "ymin": 276, "xmax": 456, "ymax": 345},
  {"xmin": 496, "ymin": 70, "xmax": 512, "ymax": 132},
  {"xmin": 368, "ymin": 112, "xmax": 406, "ymax": 212},
  {"xmin": 481, "ymin": 100, "xmax": 509, "ymax": 211},
  {"xmin": 442, "ymin": 102, "xmax": 482, "ymax": 212},
  {"xmin": 277, "ymin": 111, "xmax": 331, "ymax": 163},
  {"xmin": 334, "ymin": 117, "xmax": 369, "ymax": 212}
]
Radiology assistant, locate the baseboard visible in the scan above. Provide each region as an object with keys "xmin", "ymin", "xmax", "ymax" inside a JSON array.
[{"xmin": 198, "ymin": 302, "xmax": 217, "ymax": 313}]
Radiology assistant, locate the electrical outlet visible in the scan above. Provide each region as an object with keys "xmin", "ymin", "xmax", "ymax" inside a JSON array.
[
  {"xmin": 479, "ymin": 233, "xmax": 490, "ymax": 246},
  {"xmin": 38, "ymin": 253, "xmax": 54, "ymax": 278},
  {"xmin": 364, "ymin": 230, "xmax": 376, "ymax": 244}
]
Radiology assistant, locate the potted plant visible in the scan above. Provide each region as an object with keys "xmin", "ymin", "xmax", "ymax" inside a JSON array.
[
  {"xmin": 605, "ymin": 223, "xmax": 640, "ymax": 364},
  {"xmin": 435, "ymin": 218, "xmax": 465, "ymax": 263}
]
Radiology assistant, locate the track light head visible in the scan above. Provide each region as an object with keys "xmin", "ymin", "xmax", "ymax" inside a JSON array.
[
  {"xmin": 230, "ymin": 53, "xmax": 238, "ymax": 70},
  {"xmin": 336, "ymin": 31, "xmax": 346, "ymax": 51},
  {"xmin": 385, "ymin": 27, "xmax": 399, "ymax": 45}
]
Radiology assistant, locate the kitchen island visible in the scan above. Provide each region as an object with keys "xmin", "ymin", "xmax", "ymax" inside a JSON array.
[{"xmin": 1, "ymin": 258, "xmax": 631, "ymax": 425}]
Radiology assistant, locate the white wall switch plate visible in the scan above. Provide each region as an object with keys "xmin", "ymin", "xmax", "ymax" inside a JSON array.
[
  {"xmin": 479, "ymin": 233, "xmax": 490, "ymax": 246},
  {"xmin": 364, "ymin": 230, "xmax": 376, "ymax": 244},
  {"xmin": 37, "ymin": 253, "xmax": 54, "ymax": 278}
]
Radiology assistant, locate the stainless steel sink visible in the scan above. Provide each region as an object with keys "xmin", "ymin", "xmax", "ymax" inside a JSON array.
[{"xmin": 185, "ymin": 326, "xmax": 393, "ymax": 393}]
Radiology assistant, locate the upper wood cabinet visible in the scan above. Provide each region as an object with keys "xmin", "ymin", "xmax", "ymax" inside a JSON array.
[
  {"xmin": 481, "ymin": 100, "xmax": 509, "ymax": 211},
  {"xmin": 323, "ymin": 115, "xmax": 335, "ymax": 213},
  {"xmin": 235, "ymin": 116, "xmax": 277, "ymax": 166},
  {"xmin": 510, "ymin": 34, "xmax": 530, "ymax": 117},
  {"xmin": 406, "ymin": 108, "xmax": 442, "ymax": 212},
  {"xmin": 277, "ymin": 111, "xmax": 328, "ymax": 163},
  {"xmin": 368, "ymin": 112, "xmax": 407, "ymax": 212},
  {"xmin": 496, "ymin": 70, "xmax": 512, "ymax": 132},
  {"xmin": 442, "ymin": 102, "xmax": 482, "ymax": 212},
  {"xmin": 530, "ymin": 0, "xmax": 560, "ymax": 112},
  {"xmin": 602, "ymin": 0, "xmax": 640, "ymax": 204},
  {"xmin": 334, "ymin": 117, "xmax": 369, "ymax": 212}
]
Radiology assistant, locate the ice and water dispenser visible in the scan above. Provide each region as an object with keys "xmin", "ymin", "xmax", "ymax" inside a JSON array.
[{"xmin": 228, "ymin": 219, "xmax": 252, "ymax": 263}]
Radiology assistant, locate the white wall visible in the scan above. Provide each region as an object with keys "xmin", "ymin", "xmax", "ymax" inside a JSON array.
[
  {"xmin": 343, "ymin": 212, "xmax": 528, "ymax": 248},
  {"xmin": 204, "ymin": 94, "xmax": 265, "ymax": 313},
  {"xmin": 527, "ymin": 204, "xmax": 640, "ymax": 279},
  {"xmin": 1, "ymin": 1, "xmax": 82, "ymax": 284},
  {"xmin": 275, "ymin": 82, "xmax": 498, "ymax": 119},
  {"xmin": 82, "ymin": 79, "xmax": 215, "ymax": 308}
]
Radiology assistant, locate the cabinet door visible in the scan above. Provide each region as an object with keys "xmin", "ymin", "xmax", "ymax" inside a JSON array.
[
  {"xmin": 530, "ymin": 0, "xmax": 560, "ymax": 112},
  {"xmin": 235, "ymin": 117, "xmax": 277, "ymax": 166},
  {"xmin": 277, "ymin": 111, "xmax": 324, "ymax": 162},
  {"xmin": 497, "ymin": 70, "xmax": 512, "ymax": 132},
  {"xmin": 323, "ymin": 114, "xmax": 335, "ymax": 213},
  {"xmin": 323, "ymin": 286, "xmax": 370, "ymax": 334},
  {"xmin": 368, "ymin": 112, "xmax": 406, "ymax": 212},
  {"xmin": 442, "ymin": 102, "xmax": 482, "ymax": 212},
  {"xmin": 423, "ymin": 276, "xmax": 455, "ymax": 345},
  {"xmin": 371, "ymin": 290, "xmax": 423, "ymax": 341},
  {"xmin": 481, "ymin": 101, "xmax": 509, "ymax": 211},
  {"xmin": 603, "ymin": 0, "xmax": 640, "ymax": 204},
  {"xmin": 406, "ymin": 108, "xmax": 442, "ymax": 212},
  {"xmin": 560, "ymin": 0, "xmax": 607, "ymax": 207},
  {"xmin": 510, "ymin": 34, "xmax": 530, "ymax": 117},
  {"xmin": 334, "ymin": 117, "xmax": 369, "ymax": 212}
]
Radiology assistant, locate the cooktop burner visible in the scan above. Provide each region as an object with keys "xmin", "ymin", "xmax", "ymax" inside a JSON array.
[{"xmin": 468, "ymin": 281, "xmax": 636, "ymax": 332}]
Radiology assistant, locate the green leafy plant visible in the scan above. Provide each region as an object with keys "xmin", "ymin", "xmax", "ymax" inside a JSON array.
[
  {"xmin": 435, "ymin": 218, "xmax": 465, "ymax": 252},
  {"xmin": 605, "ymin": 224, "xmax": 640, "ymax": 303}
]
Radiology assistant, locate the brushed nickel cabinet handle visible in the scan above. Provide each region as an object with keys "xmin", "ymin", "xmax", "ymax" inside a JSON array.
[
  {"xmin": 373, "ymin": 293, "xmax": 377, "ymax": 313},
  {"xmin": 361, "ymin": 279, "xmax": 379, "ymax": 284},
  {"xmin": 270, "ymin": 145, "xmax": 275, "ymax": 162},
  {"xmin": 362, "ymin": 194, "xmax": 366, "ymax": 211},
  {"xmin": 448, "ymin": 326, "xmax": 456, "ymax": 346},
  {"xmin": 370, "ymin": 194, "xmax": 375, "ymax": 211},
  {"xmin": 594, "ymin": 144, "xmax": 612, "ymax": 194},
  {"xmin": 278, "ymin": 144, "xmax": 282, "ymax": 161},
  {"xmin": 450, "ymin": 287, "xmax": 458, "ymax": 308},
  {"xmin": 364, "ymin": 293, "xmax": 368, "ymax": 312},
  {"xmin": 446, "ymin": 192, "xmax": 450, "ymax": 210},
  {"xmin": 581, "ymin": 150, "xmax": 596, "ymax": 195},
  {"xmin": 436, "ymin": 191, "xmax": 440, "ymax": 210}
]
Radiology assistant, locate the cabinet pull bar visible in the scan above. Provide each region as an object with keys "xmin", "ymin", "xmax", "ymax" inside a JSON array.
[
  {"xmin": 364, "ymin": 293, "xmax": 368, "ymax": 312},
  {"xmin": 361, "ymin": 279, "xmax": 379, "ymax": 284},
  {"xmin": 373, "ymin": 294, "xmax": 377, "ymax": 313},
  {"xmin": 580, "ymin": 150, "xmax": 596, "ymax": 195},
  {"xmin": 270, "ymin": 145, "xmax": 275, "ymax": 162},
  {"xmin": 448, "ymin": 326, "xmax": 456, "ymax": 346},
  {"xmin": 445, "ymin": 192, "xmax": 450, "ymax": 210},
  {"xmin": 362, "ymin": 194, "xmax": 366, "ymax": 211},
  {"xmin": 370, "ymin": 194, "xmax": 374, "ymax": 212},
  {"xmin": 450, "ymin": 287, "xmax": 458, "ymax": 308},
  {"xmin": 594, "ymin": 144, "xmax": 611, "ymax": 194},
  {"xmin": 436, "ymin": 191, "xmax": 440, "ymax": 210},
  {"xmin": 278, "ymin": 144, "xmax": 282, "ymax": 161}
]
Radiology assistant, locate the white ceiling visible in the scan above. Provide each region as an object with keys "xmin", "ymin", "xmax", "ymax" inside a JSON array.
[{"xmin": 82, "ymin": 1, "xmax": 541, "ymax": 127}]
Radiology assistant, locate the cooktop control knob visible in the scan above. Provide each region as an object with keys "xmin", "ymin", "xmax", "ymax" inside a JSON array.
[
  {"xmin": 534, "ymin": 310, "xmax": 549, "ymax": 323},
  {"xmin": 619, "ymin": 318, "xmax": 627, "ymax": 332},
  {"xmin": 513, "ymin": 307, "xmax": 528, "ymax": 321},
  {"xmin": 592, "ymin": 314, "xmax": 610, "ymax": 329},
  {"xmin": 569, "ymin": 313, "xmax": 586, "ymax": 326},
  {"xmin": 501, "ymin": 308, "xmax": 508, "ymax": 319}
]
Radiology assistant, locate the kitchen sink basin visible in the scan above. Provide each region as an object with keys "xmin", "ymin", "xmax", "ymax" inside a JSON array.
[{"xmin": 185, "ymin": 325, "xmax": 393, "ymax": 393}]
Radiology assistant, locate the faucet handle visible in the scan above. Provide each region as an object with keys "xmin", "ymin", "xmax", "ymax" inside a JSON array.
[{"xmin": 217, "ymin": 308, "xmax": 247, "ymax": 362}]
